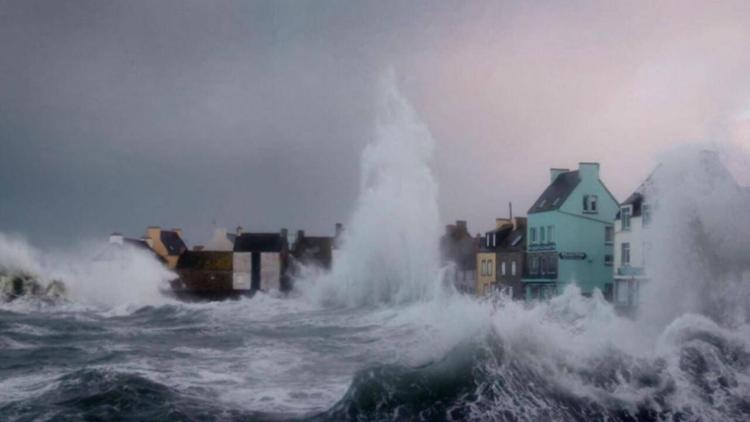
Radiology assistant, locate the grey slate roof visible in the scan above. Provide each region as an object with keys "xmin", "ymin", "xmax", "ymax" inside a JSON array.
[
  {"xmin": 234, "ymin": 233, "xmax": 285, "ymax": 253},
  {"xmin": 160, "ymin": 231, "xmax": 187, "ymax": 256},
  {"xmin": 528, "ymin": 171, "xmax": 580, "ymax": 214}
]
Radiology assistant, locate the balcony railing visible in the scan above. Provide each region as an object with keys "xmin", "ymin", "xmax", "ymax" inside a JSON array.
[{"xmin": 522, "ymin": 272, "xmax": 558, "ymax": 280}]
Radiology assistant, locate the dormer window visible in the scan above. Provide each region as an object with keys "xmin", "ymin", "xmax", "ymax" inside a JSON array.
[{"xmin": 583, "ymin": 195, "xmax": 598, "ymax": 213}]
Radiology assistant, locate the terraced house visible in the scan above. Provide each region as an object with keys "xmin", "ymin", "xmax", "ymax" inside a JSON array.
[{"xmin": 523, "ymin": 163, "xmax": 618, "ymax": 300}]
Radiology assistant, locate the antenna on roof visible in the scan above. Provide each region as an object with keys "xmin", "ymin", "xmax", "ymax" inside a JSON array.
[{"xmin": 509, "ymin": 202, "xmax": 513, "ymax": 220}]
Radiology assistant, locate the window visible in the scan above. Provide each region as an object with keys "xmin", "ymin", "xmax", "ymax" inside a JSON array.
[
  {"xmin": 511, "ymin": 260, "xmax": 517, "ymax": 276},
  {"xmin": 492, "ymin": 233, "xmax": 496, "ymax": 248},
  {"xmin": 540, "ymin": 227, "xmax": 546, "ymax": 243},
  {"xmin": 540, "ymin": 256, "xmax": 547, "ymax": 274},
  {"xmin": 488, "ymin": 261, "xmax": 493, "ymax": 276},
  {"xmin": 530, "ymin": 256, "xmax": 539, "ymax": 275},
  {"xmin": 642, "ymin": 204, "xmax": 652, "ymax": 226},
  {"xmin": 486, "ymin": 236, "xmax": 490, "ymax": 248},
  {"xmin": 621, "ymin": 207, "xmax": 632, "ymax": 231},
  {"xmin": 530, "ymin": 228, "xmax": 537, "ymax": 243},
  {"xmin": 605, "ymin": 254, "xmax": 613, "ymax": 266},
  {"xmin": 621, "ymin": 242, "xmax": 631, "ymax": 266},
  {"xmin": 548, "ymin": 225, "xmax": 554, "ymax": 242},
  {"xmin": 605, "ymin": 226, "xmax": 614, "ymax": 243},
  {"xmin": 583, "ymin": 195, "xmax": 599, "ymax": 213},
  {"xmin": 501, "ymin": 261, "xmax": 506, "ymax": 276}
]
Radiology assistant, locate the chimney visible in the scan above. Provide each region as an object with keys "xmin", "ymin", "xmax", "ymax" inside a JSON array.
[
  {"xmin": 236, "ymin": 226, "xmax": 244, "ymax": 235},
  {"xmin": 445, "ymin": 224, "xmax": 456, "ymax": 235},
  {"xmin": 512, "ymin": 217, "xmax": 527, "ymax": 231},
  {"xmin": 280, "ymin": 228, "xmax": 288, "ymax": 239},
  {"xmin": 335, "ymin": 223, "xmax": 343, "ymax": 238},
  {"xmin": 578, "ymin": 162, "xmax": 600, "ymax": 181},
  {"xmin": 109, "ymin": 232, "xmax": 124, "ymax": 245},
  {"xmin": 550, "ymin": 168, "xmax": 569, "ymax": 183},
  {"xmin": 455, "ymin": 220, "xmax": 467, "ymax": 233},
  {"xmin": 193, "ymin": 245, "xmax": 204, "ymax": 251},
  {"xmin": 297, "ymin": 230, "xmax": 305, "ymax": 241}
]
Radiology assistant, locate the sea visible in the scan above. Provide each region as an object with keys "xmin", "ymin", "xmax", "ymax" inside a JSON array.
[{"xmin": 1, "ymin": 72, "xmax": 749, "ymax": 421}]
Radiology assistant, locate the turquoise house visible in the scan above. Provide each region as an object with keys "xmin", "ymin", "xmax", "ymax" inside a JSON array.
[{"xmin": 522, "ymin": 163, "xmax": 618, "ymax": 300}]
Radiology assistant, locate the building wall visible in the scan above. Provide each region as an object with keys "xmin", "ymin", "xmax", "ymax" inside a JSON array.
[
  {"xmin": 233, "ymin": 253, "xmax": 252, "ymax": 290},
  {"xmin": 476, "ymin": 252, "xmax": 496, "ymax": 296},
  {"xmin": 524, "ymin": 172, "xmax": 618, "ymax": 299},
  {"xmin": 613, "ymin": 207, "xmax": 648, "ymax": 307},
  {"xmin": 613, "ymin": 212, "xmax": 646, "ymax": 271},
  {"xmin": 260, "ymin": 253, "xmax": 281, "ymax": 291},
  {"xmin": 496, "ymin": 251, "xmax": 524, "ymax": 299}
]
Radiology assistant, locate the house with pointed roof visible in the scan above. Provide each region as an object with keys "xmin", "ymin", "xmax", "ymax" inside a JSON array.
[
  {"xmin": 144, "ymin": 226, "xmax": 188, "ymax": 269},
  {"xmin": 233, "ymin": 229, "xmax": 290, "ymax": 292},
  {"xmin": 522, "ymin": 163, "xmax": 619, "ymax": 300}
]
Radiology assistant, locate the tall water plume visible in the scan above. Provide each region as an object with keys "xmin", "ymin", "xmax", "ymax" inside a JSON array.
[
  {"xmin": 309, "ymin": 70, "xmax": 444, "ymax": 307},
  {"xmin": 637, "ymin": 146, "xmax": 750, "ymax": 331}
]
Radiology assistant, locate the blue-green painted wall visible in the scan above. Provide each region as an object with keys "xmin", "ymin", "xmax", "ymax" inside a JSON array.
[{"xmin": 524, "ymin": 164, "xmax": 618, "ymax": 299}]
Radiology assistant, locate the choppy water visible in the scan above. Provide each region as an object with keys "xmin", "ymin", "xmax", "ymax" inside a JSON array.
[{"xmin": 1, "ymin": 287, "xmax": 749, "ymax": 421}]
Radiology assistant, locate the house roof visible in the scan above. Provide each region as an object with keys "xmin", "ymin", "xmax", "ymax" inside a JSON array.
[
  {"xmin": 176, "ymin": 251, "xmax": 233, "ymax": 271},
  {"xmin": 528, "ymin": 171, "xmax": 581, "ymax": 214},
  {"xmin": 234, "ymin": 233, "xmax": 285, "ymax": 253},
  {"xmin": 160, "ymin": 231, "xmax": 187, "ymax": 256}
]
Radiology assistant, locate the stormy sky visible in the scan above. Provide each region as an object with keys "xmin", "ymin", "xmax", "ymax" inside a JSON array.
[{"xmin": 2, "ymin": 1, "xmax": 750, "ymax": 248}]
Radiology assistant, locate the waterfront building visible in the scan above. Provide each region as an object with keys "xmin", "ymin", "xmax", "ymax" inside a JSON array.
[
  {"xmin": 495, "ymin": 217, "xmax": 527, "ymax": 300},
  {"xmin": 290, "ymin": 224, "xmax": 343, "ymax": 273},
  {"xmin": 613, "ymin": 189, "xmax": 650, "ymax": 308},
  {"xmin": 522, "ymin": 163, "xmax": 618, "ymax": 300},
  {"xmin": 144, "ymin": 226, "xmax": 188, "ymax": 269},
  {"xmin": 233, "ymin": 229, "xmax": 291, "ymax": 292},
  {"xmin": 173, "ymin": 251, "xmax": 237, "ymax": 300},
  {"xmin": 440, "ymin": 220, "xmax": 478, "ymax": 294},
  {"xmin": 476, "ymin": 230, "xmax": 498, "ymax": 296},
  {"xmin": 476, "ymin": 217, "xmax": 526, "ymax": 297}
]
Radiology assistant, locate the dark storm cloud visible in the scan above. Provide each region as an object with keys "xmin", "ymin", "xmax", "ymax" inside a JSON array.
[{"xmin": 2, "ymin": 1, "xmax": 750, "ymax": 247}]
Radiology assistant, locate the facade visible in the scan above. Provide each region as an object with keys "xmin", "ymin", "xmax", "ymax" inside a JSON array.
[
  {"xmin": 523, "ymin": 163, "xmax": 618, "ymax": 300},
  {"xmin": 290, "ymin": 224, "xmax": 343, "ymax": 273},
  {"xmin": 613, "ymin": 191, "xmax": 650, "ymax": 308},
  {"xmin": 440, "ymin": 220, "xmax": 478, "ymax": 294},
  {"xmin": 173, "ymin": 251, "xmax": 239, "ymax": 300},
  {"xmin": 495, "ymin": 217, "xmax": 527, "ymax": 300},
  {"xmin": 145, "ymin": 226, "xmax": 188, "ymax": 269},
  {"xmin": 233, "ymin": 229, "xmax": 290, "ymax": 292}
]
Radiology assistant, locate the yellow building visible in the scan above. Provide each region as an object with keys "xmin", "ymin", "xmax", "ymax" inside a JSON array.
[
  {"xmin": 144, "ymin": 226, "xmax": 188, "ymax": 269},
  {"xmin": 476, "ymin": 250, "xmax": 496, "ymax": 296}
]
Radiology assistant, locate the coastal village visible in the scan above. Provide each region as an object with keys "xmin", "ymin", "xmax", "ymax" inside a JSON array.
[{"xmin": 106, "ymin": 150, "xmax": 743, "ymax": 311}]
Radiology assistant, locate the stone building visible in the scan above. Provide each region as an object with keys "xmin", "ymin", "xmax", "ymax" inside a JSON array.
[{"xmin": 440, "ymin": 220, "xmax": 478, "ymax": 294}]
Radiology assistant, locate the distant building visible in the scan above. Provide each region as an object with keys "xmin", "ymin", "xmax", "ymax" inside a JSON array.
[
  {"xmin": 495, "ymin": 217, "xmax": 527, "ymax": 300},
  {"xmin": 476, "ymin": 230, "xmax": 498, "ymax": 296},
  {"xmin": 233, "ymin": 229, "xmax": 290, "ymax": 292},
  {"xmin": 290, "ymin": 224, "xmax": 344, "ymax": 273},
  {"xmin": 613, "ymin": 188, "xmax": 650, "ymax": 309},
  {"xmin": 173, "ymin": 251, "xmax": 238, "ymax": 300},
  {"xmin": 522, "ymin": 163, "xmax": 619, "ymax": 300},
  {"xmin": 144, "ymin": 226, "xmax": 188, "ymax": 269},
  {"xmin": 103, "ymin": 232, "xmax": 165, "ymax": 264},
  {"xmin": 205, "ymin": 227, "xmax": 241, "ymax": 251},
  {"xmin": 476, "ymin": 217, "xmax": 527, "ymax": 298},
  {"xmin": 440, "ymin": 220, "xmax": 478, "ymax": 294}
]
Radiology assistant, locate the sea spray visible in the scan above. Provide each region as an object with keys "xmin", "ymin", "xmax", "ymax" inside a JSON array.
[
  {"xmin": 308, "ymin": 70, "xmax": 445, "ymax": 307},
  {"xmin": 0, "ymin": 234, "xmax": 175, "ymax": 309}
]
